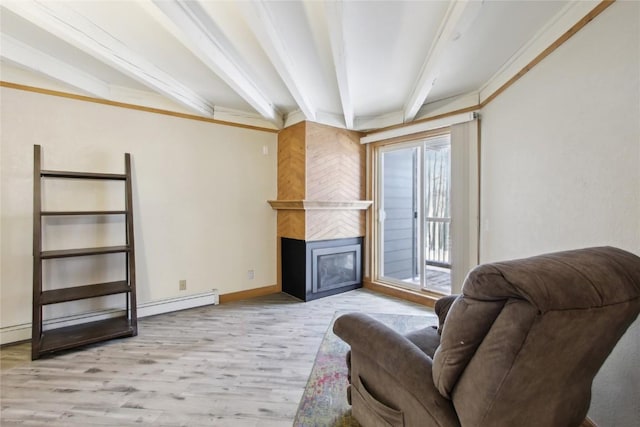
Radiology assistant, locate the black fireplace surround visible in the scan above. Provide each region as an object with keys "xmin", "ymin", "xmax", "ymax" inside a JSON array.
[{"xmin": 282, "ymin": 237, "xmax": 363, "ymax": 301}]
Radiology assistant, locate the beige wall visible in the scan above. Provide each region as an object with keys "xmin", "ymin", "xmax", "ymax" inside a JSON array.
[
  {"xmin": 479, "ymin": 2, "xmax": 639, "ymax": 425},
  {"xmin": 1, "ymin": 87, "xmax": 277, "ymax": 340}
]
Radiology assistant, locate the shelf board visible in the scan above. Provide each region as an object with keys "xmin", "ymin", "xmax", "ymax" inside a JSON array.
[
  {"xmin": 41, "ymin": 245, "xmax": 130, "ymax": 259},
  {"xmin": 41, "ymin": 170, "xmax": 126, "ymax": 180},
  {"xmin": 40, "ymin": 281, "xmax": 130, "ymax": 305},
  {"xmin": 38, "ymin": 317, "xmax": 135, "ymax": 356},
  {"xmin": 41, "ymin": 210, "xmax": 127, "ymax": 216}
]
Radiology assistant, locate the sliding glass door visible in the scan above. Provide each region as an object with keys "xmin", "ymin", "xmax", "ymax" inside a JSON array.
[
  {"xmin": 380, "ymin": 146, "xmax": 419, "ymax": 284},
  {"xmin": 378, "ymin": 134, "xmax": 451, "ymax": 294}
]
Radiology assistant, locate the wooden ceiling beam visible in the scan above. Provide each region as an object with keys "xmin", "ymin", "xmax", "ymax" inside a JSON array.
[
  {"xmin": 3, "ymin": 0, "xmax": 213, "ymax": 117},
  {"xmin": 325, "ymin": 1, "xmax": 354, "ymax": 130},
  {"xmin": 403, "ymin": 0, "xmax": 471, "ymax": 123},
  {"xmin": 241, "ymin": 1, "xmax": 316, "ymax": 123},
  {"xmin": 145, "ymin": 0, "xmax": 283, "ymax": 128},
  {"xmin": 0, "ymin": 33, "xmax": 111, "ymax": 99}
]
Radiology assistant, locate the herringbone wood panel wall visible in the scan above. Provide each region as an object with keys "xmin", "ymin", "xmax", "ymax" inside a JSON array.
[
  {"xmin": 276, "ymin": 121, "xmax": 366, "ymax": 241},
  {"xmin": 306, "ymin": 210, "xmax": 366, "ymax": 241},
  {"xmin": 277, "ymin": 210, "xmax": 305, "ymax": 240},
  {"xmin": 277, "ymin": 121, "xmax": 306, "ymax": 201},
  {"xmin": 306, "ymin": 122, "xmax": 364, "ymax": 201}
]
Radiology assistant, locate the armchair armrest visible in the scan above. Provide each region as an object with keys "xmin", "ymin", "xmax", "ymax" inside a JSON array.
[
  {"xmin": 334, "ymin": 313, "xmax": 433, "ymax": 388},
  {"xmin": 333, "ymin": 313, "xmax": 458, "ymax": 424}
]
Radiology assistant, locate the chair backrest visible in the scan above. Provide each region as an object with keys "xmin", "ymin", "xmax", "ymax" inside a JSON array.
[{"xmin": 432, "ymin": 246, "xmax": 640, "ymax": 427}]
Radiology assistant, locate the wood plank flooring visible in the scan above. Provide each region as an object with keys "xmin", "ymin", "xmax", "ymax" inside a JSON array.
[{"xmin": 1, "ymin": 289, "xmax": 433, "ymax": 426}]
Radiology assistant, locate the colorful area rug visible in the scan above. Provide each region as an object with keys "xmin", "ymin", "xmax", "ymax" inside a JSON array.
[{"xmin": 293, "ymin": 312, "xmax": 437, "ymax": 426}]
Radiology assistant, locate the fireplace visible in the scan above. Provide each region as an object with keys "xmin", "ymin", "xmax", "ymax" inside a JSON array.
[
  {"xmin": 281, "ymin": 237, "xmax": 363, "ymax": 301},
  {"xmin": 270, "ymin": 121, "xmax": 370, "ymax": 300}
]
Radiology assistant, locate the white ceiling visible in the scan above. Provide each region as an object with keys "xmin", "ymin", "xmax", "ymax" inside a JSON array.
[{"xmin": 1, "ymin": 0, "xmax": 579, "ymax": 131}]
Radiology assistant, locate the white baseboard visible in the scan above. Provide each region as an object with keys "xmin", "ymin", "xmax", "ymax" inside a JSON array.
[
  {"xmin": 138, "ymin": 290, "xmax": 219, "ymax": 318},
  {"xmin": 0, "ymin": 290, "xmax": 219, "ymax": 346}
]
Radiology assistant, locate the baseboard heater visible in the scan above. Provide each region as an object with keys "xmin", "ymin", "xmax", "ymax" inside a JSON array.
[{"xmin": 0, "ymin": 290, "xmax": 219, "ymax": 346}]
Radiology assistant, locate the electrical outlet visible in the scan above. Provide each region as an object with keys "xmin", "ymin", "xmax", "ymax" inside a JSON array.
[
  {"xmin": 179, "ymin": 279, "xmax": 187, "ymax": 291},
  {"xmin": 247, "ymin": 270, "xmax": 255, "ymax": 280}
]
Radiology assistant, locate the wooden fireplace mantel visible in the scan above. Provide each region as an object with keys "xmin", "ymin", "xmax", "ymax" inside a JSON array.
[{"xmin": 267, "ymin": 200, "xmax": 372, "ymax": 211}]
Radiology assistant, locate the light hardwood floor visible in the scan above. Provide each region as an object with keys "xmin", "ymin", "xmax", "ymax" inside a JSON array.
[{"xmin": 1, "ymin": 289, "xmax": 432, "ymax": 426}]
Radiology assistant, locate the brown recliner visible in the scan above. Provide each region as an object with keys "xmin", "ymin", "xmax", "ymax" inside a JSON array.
[{"xmin": 334, "ymin": 247, "xmax": 640, "ymax": 427}]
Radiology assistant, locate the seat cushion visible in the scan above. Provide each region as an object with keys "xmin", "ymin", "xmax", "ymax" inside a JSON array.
[{"xmin": 404, "ymin": 326, "xmax": 440, "ymax": 358}]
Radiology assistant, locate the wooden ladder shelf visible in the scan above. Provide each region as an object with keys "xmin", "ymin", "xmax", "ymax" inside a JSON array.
[{"xmin": 32, "ymin": 145, "xmax": 138, "ymax": 359}]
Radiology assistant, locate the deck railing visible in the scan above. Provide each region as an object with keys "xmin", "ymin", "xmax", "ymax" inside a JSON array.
[{"xmin": 425, "ymin": 217, "xmax": 451, "ymax": 267}]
